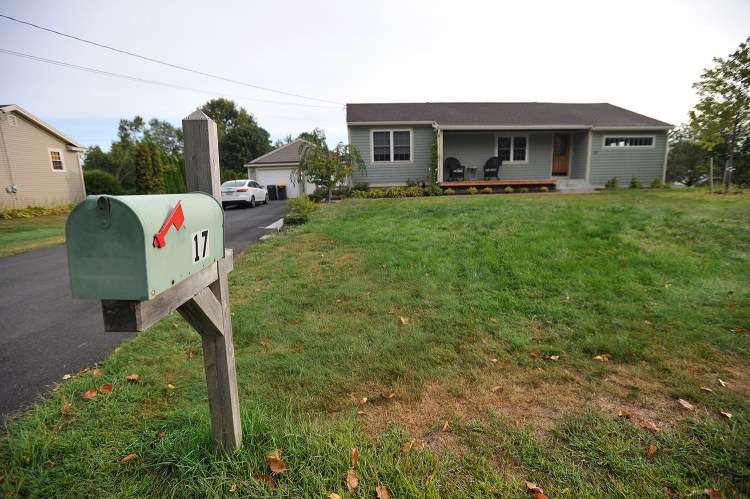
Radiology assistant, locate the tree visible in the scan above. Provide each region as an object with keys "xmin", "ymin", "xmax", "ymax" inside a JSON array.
[
  {"xmin": 688, "ymin": 36, "xmax": 750, "ymax": 193},
  {"xmin": 199, "ymin": 98, "xmax": 271, "ymax": 172},
  {"xmin": 666, "ymin": 126, "xmax": 710, "ymax": 186},
  {"xmin": 83, "ymin": 169, "xmax": 124, "ymax": 195},
  {"xmin": 134, "ymin": 143, "xmax": 165, "ymax": 194},
  {"xmin": 294, "ymin": 133, "xmax": 365, "ymax": 201},
  {"xmin": 273, "ymin": 134, "xmax": 295, "ymax": 149}
]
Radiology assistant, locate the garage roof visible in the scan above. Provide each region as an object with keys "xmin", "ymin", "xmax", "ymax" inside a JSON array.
[{"xmin": 246, "ymin": 138, "xmax": 305, "ymax": 167}]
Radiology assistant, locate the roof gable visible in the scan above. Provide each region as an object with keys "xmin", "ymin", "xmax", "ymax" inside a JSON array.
[
  {"xmin": 346, "ymin": 102, "xmax": 672, "ymax": 128},
  {"xmin": 246, "ymin": 138, "xmax": 306, "ymax": 166},
  {"xmin": 0, "ymin": 105, "xmax": 86, "ymax": 150}
]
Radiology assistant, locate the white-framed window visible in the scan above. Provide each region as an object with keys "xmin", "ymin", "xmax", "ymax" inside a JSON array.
[
  {"xmin": 372, "ymin": 130, "xmax": 411, "ymax": 162},
  {"xmin": 603, "ymin": 136, "xmax": 654, "ymax": 148},
  {"xmin": 48, "ymin": 148, "xmax": 65, "ymax": 171},
  {"xmin": 496, "ymin": 135, "xmax": 528, "ymax": 163}
]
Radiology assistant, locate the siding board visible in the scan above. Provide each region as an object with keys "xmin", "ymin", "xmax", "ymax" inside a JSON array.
[
  {"xmin": 589, "ymin": 131, "xmax": 667, "ymax": 186},
  {"xmin": 350, "ymin": 126, "xmax": 433, "ymax": 186}
]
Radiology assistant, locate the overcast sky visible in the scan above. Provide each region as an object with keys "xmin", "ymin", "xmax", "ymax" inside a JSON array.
[{"xmin": 1, "ymin": 0, "xmax": 748, "ymax": 152}]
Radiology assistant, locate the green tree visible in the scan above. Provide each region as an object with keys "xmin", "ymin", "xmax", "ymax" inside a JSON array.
[
  {"xmin": 689, "ymin": 36, "xmax": 750, "ymax": 193},
  {"xmin": 294, "ymin": 133, "xmax": 365, "ymax": 202},
  {"xmin": 199, "ymin": 98, "xmax": 271, "ymax": 172},
  {"xmin": 134, "ymin": 143, "xmax": 165, "ymax": 194},
  {"xmin": 273, "ymin": 134, "xmax": 295, "ymax": 148},
  {"xmin": 83, "ymin": 169, "xmax": 124, "ymax": 195},
  {"xmin": 666, "ymin": 126, "xmax": 710, "ymax": 186}
]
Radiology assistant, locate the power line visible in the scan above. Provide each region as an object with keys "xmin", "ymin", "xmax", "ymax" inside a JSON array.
[
  {"xmin": 0, "ymin": 13, "xmax": 344, "ymax": 106},
  {"xmin": 0, "ymin": 49, "xmax": 342, "ymax": 109}
]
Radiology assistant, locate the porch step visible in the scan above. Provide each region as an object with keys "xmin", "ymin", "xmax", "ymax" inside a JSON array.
[{"xmin": 555, "ymin": 179, "xmax": 596, "ymax": 193}]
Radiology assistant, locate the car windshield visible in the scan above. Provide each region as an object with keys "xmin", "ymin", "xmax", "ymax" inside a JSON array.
[{"xmin": 222, "ymin": 180, "xmax": 247, "ymax": 188}]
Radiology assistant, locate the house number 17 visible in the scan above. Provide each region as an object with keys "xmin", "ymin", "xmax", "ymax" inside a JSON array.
[{"xmin": 192, "ymin": 229, "xmax": 210, "ymax": 264}]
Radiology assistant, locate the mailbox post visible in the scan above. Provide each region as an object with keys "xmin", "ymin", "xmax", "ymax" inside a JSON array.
[{"xmin": 65, "ymin": 111, "xmax": 242, "ymax": 451}]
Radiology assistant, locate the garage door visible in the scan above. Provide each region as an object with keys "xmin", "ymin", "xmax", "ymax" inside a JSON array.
[{"xmin": 255, "ymin": 168, "xmax": 316, "ymax": 198}]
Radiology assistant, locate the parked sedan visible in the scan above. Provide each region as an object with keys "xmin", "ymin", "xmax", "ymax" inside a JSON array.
[{"xmin": 220, "ymin": 180, "xmax": 269, "ymax": 208}]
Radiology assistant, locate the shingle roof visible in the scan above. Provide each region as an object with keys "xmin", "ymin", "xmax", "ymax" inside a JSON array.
[
  {"xmin": 346, "ymin": 102, "xmax": 672, "ymax": 128},
  {"xmin": 1, "ymin": 104, "xmax": 86, "ymax": 149},
  {"xmin": 246, "ymin": 138, "xmax": 305, "ymax": 166}
]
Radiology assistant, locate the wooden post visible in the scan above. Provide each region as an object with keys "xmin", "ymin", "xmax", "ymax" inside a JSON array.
[
  {"xmin": 181, "ymin": 110, "xmax": 242, "ymax": 451},
  {"xmin": 710, "ymin": 157, "xmax": 714, "ymax": 194}
]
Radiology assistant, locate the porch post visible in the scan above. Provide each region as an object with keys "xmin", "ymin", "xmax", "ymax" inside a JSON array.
[{"xmin": 436, "ymin": 127, "xmax": 443, "ymax": 183}]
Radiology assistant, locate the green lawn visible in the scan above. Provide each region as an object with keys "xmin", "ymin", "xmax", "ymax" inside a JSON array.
[
  {"xmin": 0, "ymin": 214, "xmax": 67, "ymax": 258},
  {"xmin": 1, "ymin": 190, "xmax": 748, "ymax": 497}
]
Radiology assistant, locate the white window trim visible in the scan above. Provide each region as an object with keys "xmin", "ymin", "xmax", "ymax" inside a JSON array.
[
  {"xmin": 602, "ymin": 135, "xmax": 656, "ymax": 149},
  {"xmin": 371, "ymin": 129, "xmax": 413, "ymax": 163},
  {"xmin": 495, "ymin": 133, "xmax": 529, "ymax": 164},
  {"xmin": 48, "ymin": 148, "xmax": 66, "ymax": 172}
]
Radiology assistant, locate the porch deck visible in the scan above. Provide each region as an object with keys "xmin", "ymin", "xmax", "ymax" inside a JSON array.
[{"xmin": 437, "ymin": 179, "xmax": 557, "ymax": 189}]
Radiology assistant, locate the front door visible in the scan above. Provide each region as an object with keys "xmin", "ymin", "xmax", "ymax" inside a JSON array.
[{"xmin": 552, "ymin": 133, "xmax": 570, "ymax": 176}]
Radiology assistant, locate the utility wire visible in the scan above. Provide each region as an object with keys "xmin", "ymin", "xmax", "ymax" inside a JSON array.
[
  {"xmin": 0, "ymin": 13, "xmax": 344, "ymax": 106},
  {"xmin": 0, "ymin": 49, "xmax": 342, "ymax": 109}
]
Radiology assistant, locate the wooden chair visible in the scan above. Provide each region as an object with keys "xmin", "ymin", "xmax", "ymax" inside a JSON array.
[
  {"xmin": 445, "ymin": 157, "xmax": 465, "ymax": 181},
  {"xmin": 484, "ymin": 157, "xmax": 501, "ymax": 180}
]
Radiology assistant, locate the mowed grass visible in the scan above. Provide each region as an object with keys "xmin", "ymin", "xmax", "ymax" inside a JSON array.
[
  {"xmin": 0, "ymin": 214, "xmax": 67, "ymax": 257},
  {"xmin": 1, "ymin": 190, "xmax": 749, "ymax": 497}
]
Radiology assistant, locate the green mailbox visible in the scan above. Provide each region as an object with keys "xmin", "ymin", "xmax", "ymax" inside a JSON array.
[{"xmin": 66, "ymin": 193, "xmax": 225, "ymax": 301}]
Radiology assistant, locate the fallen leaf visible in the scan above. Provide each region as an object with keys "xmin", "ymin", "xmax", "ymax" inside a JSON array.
[
  {"xmin": 335, "ymin": 298, "xmax": 343, "ymax": 303},
  {"xmin": 427, "ymin": 471, "xmax": 437, "ymax": 484},
  {"xmin": 491, "ymin": 385, "xmax": 502, "ymax": 393},
  {"xmin": 664, "ymin": 282, "xmax": 672, "ymax": 288},
  {"xmin": 525, "ymin": 481, "xmax": 544, "ymax": 494},
  {"xmin": 550, "ymin": 355, "xmax": 560, "ymax": 361},
  {"xmin": 382, "ymin": 264, "xmax": 388, "ymax": 269},
  {"xmin": 330, "ymin": 494, "xmax": 341, "ymax": 499},
  {"xmin": 619, "ymin": 410, "xmax": 632, "ymax": 419},
  {"xmin": 516, "ymin": 416, "xmax": 523, "ymax": 428},
  {"xmin": 155, "ymin": 429, "xmax": 167, "ymax": 438},
  {"xmin": 638, "ymin": 418, "xmax": 661, "ymax": 433},
  {"xmin": 93, "ymin": 368, "xmax": 104, "ymax": 377},
  {"xmin": 689, "ymin": 368, "xmax": 697, "ymax": 377},
  {"xmin": 728, "ymin": 303, "xmax": 737, "ymax": 308},
  {"xmin": 497, "ymin": 362, "xmax": 509, "ymax": 369},
  {"xmin": 592, "ymin": 355, "xmax": 609, "ymax": 362},
  {"xmin": 357, "ymin": 410, "xmax": 367, "ymax": 416},
  {"xmin": 167, "ymin": 384, "xmax": 175, "ymax": 390},
  {"xmin": 83, "ymin": 389, "xmax": 98, "ymax": 400},
  {"xmin": 360, "ymin": 397, "xmax": 368, "ymax": 405},
  {"xmin": 386, "ymin": 392, "xmax": 396, "ymax": 399},
  {"xmin": 266, "ymin": 450, "xmax": 286, "ymax": 473},
  {"xmin": 351, "ymin": 448, "xmax": 359, "ymax": 468},
  {"xmin": 530, "ymin": 351, "xmax": 540, "ymax": 358},
  {"xmin": 490, "ymin": 317, "xmax": 498, "ymax": 324},
  {"xmin": 62, "ymin": 374, "xmax": 72, "ymax": 380},
  {"xmin": 99, "ymin": 384, "xmax": 113, "ymax": 394},
  {"xmin": 700, "ymin": 385, "xmax": 714, "ymax": 393},
  {"xmin": 189, "ymin": 350, "xmax": 196, "ymax": 359},
  {"xmin": 400, "ymin": 316, "xmax": 409, "ymax": 325},
  {"xmin": 442, "ymin": 421, "xmax": 450, "ymax": 432},
  {"xmin": 532, "ymin": 493, "xmax": 549, "ymax": 499},
  {"xmin": 647, "ymin": 444, "xmax": 657, "ymax": 460},
  {"xmin": 705, "ymin": 487, "xmax": 722, "ymax": 498},
  {"xmin": 413, "ymin": 440, "xmax": 425, "ymax": 451},
  {"xmin": 363, "ymin": 291, "xmax": 371, "ymax": 296},
  {"xmin": 79, "ymin": 368, "xmax": 88, "ymax": 374},
  {"xmin": 119, "ymin": 453, "xmax": 138, "ymax": 463},
  {"xmin": 376, "ymin": 484, "xmax": 391, "ymax": 499},
  {"xmin": 644, "ymin": 320, "xmax": 652, "ymax": 325},
  {"xmin": 562, "ymin": 295, "xmax": 570, "ymax": 302},
  {"xmin": 126, "ymin": 373, "xmax": 139, "ymax": 383},
  {"xmin": 678, "ymin": 399, "xmax": 696, "ymax": 411},
  {"xmin": 253, "ymin": 474, "xmax": 277, "ymax": 488},
  {"xmin": 731, "ymin": 328, "xmax": 748, "ymax": 333},
  {"xmin": 402, "ymin": 440, "xmax": 414, "ymax": 453},
  {"xmin": 172, "ymin": 323, "xmax": 179, "ymax": 328},
  {"xmin": 52, "ymin": 384, "xmax": 61, "ymax": 392},
  {"xmin": 718, "ymin": 379, "xmax": 728, "ymax": 387},
  {"xmin": 491, "ymin": 358, "xmax": 499, "ymax": 363},
  {"xmin": 229, "ymin": 483, "xmax": 237, "ymax": 493},
  {"xmin": 61, "ymin": 403, "xmax": 74, "ymax": 415},
  {"xmin": 719, "ymin": 411, "xmax": 732, "ymax": 419},
  {"xmin": 347, "ymin": 469, "xmax": 358, "ymax": 492},
  {"xmin": 728, "ymin": 289, "xmax": 734, "ymax": 295}
]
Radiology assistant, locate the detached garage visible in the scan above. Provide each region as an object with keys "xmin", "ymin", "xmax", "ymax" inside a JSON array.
[{"xmin": 245, "ymin": 139, "xmax": 316, "ymax": 198}]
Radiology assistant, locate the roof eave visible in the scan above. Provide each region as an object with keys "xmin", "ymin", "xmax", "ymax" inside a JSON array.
[{"xmin": 1, "ymin": 104, "xmax": 87, "ymax": 150}]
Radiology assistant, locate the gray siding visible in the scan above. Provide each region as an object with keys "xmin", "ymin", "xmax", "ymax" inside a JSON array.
[
  {"xmin": 589, "ymin": 131, "xmax": 667, "ymax": 187},
  {"xmin": 349, "ymin": 126, "xmax": 433, "ymax": 186},
  {"xmin": 444, "ymin": 132, "xmax": 553, "ymax": 180},
  {"xmin": 569, "ymin": 131, "xmax": 588, "ymax": 179}
]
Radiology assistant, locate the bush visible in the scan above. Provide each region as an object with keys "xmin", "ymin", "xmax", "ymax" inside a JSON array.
[
  {"xmin": 504, "ymin": 186, "xmax": 514, "ymax": 193},
  {"xmin": 351, "ymin": 190, "xmax": 369, "ymax": 199},
  {"xmin": 519, "ymin": 187, "xmax": 530, "ymax": 193},
  {"xmin": 83, "ymin": 169, "xmax": 124, "ymax": 195},
  {"xmin": 405, "ymin": 186, "xmax": 425, "ymax": 197},
  {"xmin": 353, "ymin": 182, "xmax": 370, "ymax": 191},
  {"xmin": 424, "ymin": 185, "xmax": 443, "ymax": 196},
  {"xmin": 481, "ymin": 187, "xmax": 493, "ymax": 194},
  {"xmin": 467, "ymin": 186, "xmax": 478, "ymax": 195},
  {"xmin": 370, "ymin": 189, "xmax": 387, "ymax": 199},
  {"xmin": 540, "ymin": 186, "xmax": 550, "ymax": 192},
  {"xmin": 444, "ymin": 188, "xmax": 456, "ymax": 195},
  {"xmin": 605, "ymin": 177, "xmax": 618, "ymax": 189},
  {"xmin": 405, "ymin": 179, "xmax": 419, "ymax": 187},
  {"xmin": 650, "ymin": 178, "xmax": 665, "ymax": 189},
  {"xmin": 629, "ymin": 176, "xmax": 643, "ymax": 189},
  {"xmin": 283, "ymin": 212, "xmax": 309, "ymax": 225},
  {"xmin": 287, "ymin": 194, "xmax": 318, "ymax": 216},
  {"xmin": 0, "ymin": 204, "xmax": 75, "ymax": 220},
  {"xmin": 386, "ymin": 186, "xmax": 407, "ymax": 198}
]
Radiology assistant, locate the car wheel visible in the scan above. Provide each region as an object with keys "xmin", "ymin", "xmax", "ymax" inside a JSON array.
[
  {"xmin": 248, "ymin": 196, "xmax": 256, "ymax": 208},
  {"xmin": 263, "ymin": 194, "xmax": 269, "ymax": 205}
]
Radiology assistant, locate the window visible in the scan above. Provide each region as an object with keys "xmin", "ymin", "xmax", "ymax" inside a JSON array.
[
  {"xmin": 49, "ymin": 149, "xmax": 65, "ymax": 171},
  {"xmin": 604, "ymin": 136, "xmax": 654, "ymax": 148},
  {"xmin": 497, "ymin": 135, "xmax": 528, "ymax": 163},
  {"xmin": 8, "ymin": 115, "xmax": 17, "ymax": 127},
  {"xmin": 372, "ymin": 130, "xmax": 411, "ymax": 162}
]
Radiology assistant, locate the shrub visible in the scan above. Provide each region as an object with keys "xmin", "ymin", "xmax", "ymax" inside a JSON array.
[
  {"xmin": 467, "ymin": 186, "xmax": 478, "ymax": 195},
  {"xmin": 605, "ymin": 177, "xmax": 618, "ymax": 189},
  {"xmin": 650, "ymin": 178, "xmax": 665, "ymax": 189},
  {"xmin": 353, "ymin": 182, "xmax": 370, "ymax": 191},
  {"xmin": 540, "ymin": 186, "xmax": 549, "ymax": 192},
  {"xmin": 287, "ymin": 194, "xmax": 318, "ymax": 216},
  {"xmin": 0, "ymin": 204, "xmax": 75, "ymax": 220},
  {"xmin": 504, "ymin": 186, "xmax": 514, "ymax": 193},
  {"xmin": 519, "ymin": 187, "xmax": 530, "ymax": 193},
  {"xmin": 351, "ymin": 190, "xmax": 369, "ymax": 199},
  {"xmin": 629, "ymin": 176, "xmax": 642, "ymax": 189},
  {"xmin": 444, "ymin": 188, "xmax": 456, "ymax": 195},
  {"xmin": 386, "ymin": 186, "xmax": 408, "ymax": 198},
  {"xmin": 405, "ymin": 179, "xmax": 419, "ymax": 187},
  {"xmin": 83, "ymin": 169, "xmax": 124, "ymax": 195},
  {"xmin": 481, "ymin": 187, "xmax": 493, "ymax": 194},
  {"xmin": 370, "ymin": 189, "xmax": 387, "ymax": 199},
  {"xmin": 283, "ymin": 212, "xmax": 309, "ymax": 225},
  {"xmin": 405, "ymin": 186, "xmax": 425, "ymax": 197},
  {"xmin": 424, "ymin": 185, "xmax": 443, "ymax": 196}
]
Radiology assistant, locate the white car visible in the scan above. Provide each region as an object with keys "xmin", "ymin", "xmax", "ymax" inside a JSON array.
[{"xmin": 220, "ymin": 179, "xmax": 269, "ymax": 208}]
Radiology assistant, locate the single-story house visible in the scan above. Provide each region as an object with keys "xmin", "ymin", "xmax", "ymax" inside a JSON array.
[
  {"xmin": 244, "ymin": 138, "xmax": 316, "ymax": 198},
  {"xmin": 0, "ymin": 104, "xmax": 87, "ymax": 209},
  {"xmin": 346, "ymin": 102, "xmax": 672, "ymax": 191}
]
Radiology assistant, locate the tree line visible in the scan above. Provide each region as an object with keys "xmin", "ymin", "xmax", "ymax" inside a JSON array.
[
  {"xmin": 667, "ymin": 36, "xmax": 749, "ymax": 190},
  {"xmin": 82, "ymin": 98, "xmax": 273, "ymax": 195}
]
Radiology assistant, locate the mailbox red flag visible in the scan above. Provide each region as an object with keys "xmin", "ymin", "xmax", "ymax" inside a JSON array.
[{"xmin": 153, "ymin": 201, "xmax": 185, "ymax": 248}]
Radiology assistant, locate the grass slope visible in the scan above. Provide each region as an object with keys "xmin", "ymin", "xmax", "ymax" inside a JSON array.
[
  {"xmin": 0, "ymin": 214, "xmax": 67, "ymax": 257},
  {"xmin": 1, "ymin": 190, "xmax": 748, "ymax": 497}
]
